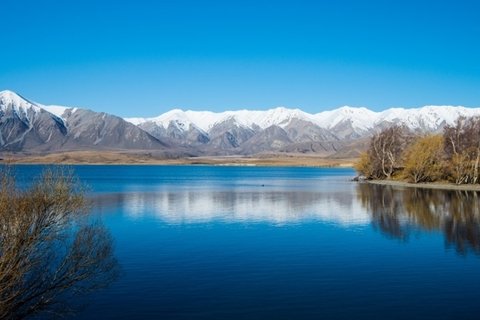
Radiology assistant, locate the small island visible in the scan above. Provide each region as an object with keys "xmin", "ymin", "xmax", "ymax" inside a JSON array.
[{"xmin": 355, "ymin": 115, "xmax": 480, "ymax": 191}]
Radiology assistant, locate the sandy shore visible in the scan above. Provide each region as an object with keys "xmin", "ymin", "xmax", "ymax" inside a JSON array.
[
  {"xmin": 1, "ymin": 151, "xmax": 356, "ymax": 168},
  {"xmin": 365, "ymin": 179, "xmax": 480, "ymax": 192}
]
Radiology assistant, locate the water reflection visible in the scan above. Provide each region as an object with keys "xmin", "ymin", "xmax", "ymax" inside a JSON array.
[
  {"xmin": 91, "ymin": 182, "xmax": 480, "ymax": 255},
  {"xmin": 92, "ymin": 189, "xmax": 370, "ymax": 226},
  {"xmin": 357, "ymin": 183, "xmax": 480, "ymax": 255}
]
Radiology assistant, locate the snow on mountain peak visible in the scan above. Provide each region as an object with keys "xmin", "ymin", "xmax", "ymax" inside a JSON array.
[
  {"xmin": 0, "ymin": 90, "xmax": 42, "ymax": 113},
  {"xmin": 314, "ymin": 106, "xmax": 377, "ymax": 131},
  {"xmin": 377, "ymin": 105, "xmax": 479, "ymax": 130},
  {"xmin": 126, "ymin": 104, "xmax": 480, "ymax": 136},
  {"xmin": 40, "ymin": 105, "xmax": 71, "ymax": 118},
  {"xmin": 259, "ymin": 107, "xmax": 314, "ymax": 128},
  {"xmin": 0, "ymin": 90, "xmax": 75, "ymax": 122},
  {"xmin": 128, "ymin": 107, "xmax": 320, "ymax": 132},
  {"xmin": 0, "ymin": 90, "xmax": 24, "ymax": 102},
  {"xmin": 124, "ymin": 117, "xmax": 147, "ymax": 126}
]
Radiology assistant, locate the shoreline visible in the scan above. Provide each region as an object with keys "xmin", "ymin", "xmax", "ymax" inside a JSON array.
[
  {"xmin": 0, "ymin": 151, "xmax": 356, "ymax": 168},
  {"xmin": 365, "ymin": 179, "xmax": 480, "ymax": 192}
]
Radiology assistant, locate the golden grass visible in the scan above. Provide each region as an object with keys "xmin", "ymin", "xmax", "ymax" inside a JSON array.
[{"xmin": 2, "ymin": 151, "xmax": 356, "ymax": 167}]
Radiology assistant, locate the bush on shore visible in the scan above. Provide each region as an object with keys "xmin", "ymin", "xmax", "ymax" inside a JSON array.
[
  {"xmin": 0, "ymin": 167, "xmax": 119, "ymax": 319},
  {"xmin": 356, "ymin": 116, "xmax": 480, "ymax": 185}
]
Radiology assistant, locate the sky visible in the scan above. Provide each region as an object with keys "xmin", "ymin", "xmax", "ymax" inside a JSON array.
[{"xmin": 1, "ymin": 0, "xmax": 479, "ymax": 117}]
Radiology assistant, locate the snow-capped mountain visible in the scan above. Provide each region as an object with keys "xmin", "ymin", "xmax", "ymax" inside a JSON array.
[
  {"xmin": 126, "ymin": 104, "xmax": 480, "ymax": 147},
  {"xmin": 0, "ymin": 90, "xmax": 43, "ymax": 114},
  {"xmin": 128, "ymin": 105, "xmax": 480, "ymax": 133},
  {"xmin": 127, "ymin": 107, "xmax": 319, "ymax": 132},
  {"xmin": 0, "ymin": 90, "xmax": 68, "ymax": 151},
  {"xmin": 375, "ymin": 106, "xmax": 477, "ymax": 131},
  {"xmin": 0, "ymin": 90, "xmax": 167, "ymax": 152},
  {"xmin": 2, "ymin": 89, "xmax": 480, "ymax": 156}
]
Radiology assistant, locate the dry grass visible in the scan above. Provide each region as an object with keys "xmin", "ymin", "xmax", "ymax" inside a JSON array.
[
  {"xmin": 365, "ymin": 179, "xmax": 480, "ymax": 191},
  {"xmin": 2, "ymin": 151, "xmax": 357, "ymax": 167}
]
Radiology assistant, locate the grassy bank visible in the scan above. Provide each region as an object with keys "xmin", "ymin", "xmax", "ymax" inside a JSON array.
[
  {"xmin": 365, "ymin": 179, "xmax": 480, "ymax": 192},
  {"xmin": 2, "ymin": 151, "xmax": 356, "ymax": 167}
]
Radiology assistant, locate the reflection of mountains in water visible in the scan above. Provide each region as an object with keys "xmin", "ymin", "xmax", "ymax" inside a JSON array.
[
  {"xmin": 92, "ymin": 184, "xmax": 480, "ymax": 254},
  {"xmin": 91, "ymin": 189, "xmax": 370, "ymax": 226},
  {"xmin": 357, "ymin": 184, "xmax": 480, "ymax": 255}
]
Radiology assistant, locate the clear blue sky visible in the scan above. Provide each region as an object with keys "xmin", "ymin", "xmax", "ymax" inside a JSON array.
[{"xmin": 1, "ymin": 0, "xmax": 479, "ymax": 116}]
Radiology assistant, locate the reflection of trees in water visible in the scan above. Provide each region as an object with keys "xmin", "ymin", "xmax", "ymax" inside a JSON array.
[
  {"xmin": 357, "ymin": 183, "xmax": 480, "ymax": 255},
  {"xmin": 0, "ymin": 168, "xmax": 119, "ymax": 319},
  {"xmin": 357, "ymin": 184, "xmax": 408, "ymax": 239}
]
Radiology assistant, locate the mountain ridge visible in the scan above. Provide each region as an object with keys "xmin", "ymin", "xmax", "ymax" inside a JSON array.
[
  {"xmin": 125, "ymin": 101, "xmax": 480, "ymax": 148},
  {"xmin": 0, "ymin": 90, "xmax": 170, "ymax": 153},
  {"xmin": 2, "ymin": 90, "xmax": 480, "ymax": 157},
  {"xmin": 125, "ymin": 104, "xmax": 480, "ymax": 134}
]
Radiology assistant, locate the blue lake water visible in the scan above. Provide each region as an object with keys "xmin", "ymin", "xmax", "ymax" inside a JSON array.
[{"xmin": 13, "ymin": 165, "xmax": 480, "ymax": 319}]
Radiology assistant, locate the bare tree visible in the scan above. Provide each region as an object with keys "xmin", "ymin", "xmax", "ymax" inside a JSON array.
[
  {"xmin": 444, "ymin": 116, "xmax": 480, "ymax": 184},
  {"xmin": 0, "ymin": 167, "xmax": 118, "ymax": 319},
  {"xmin": 368, "ymin": 125, "xmax": 409, "ymax": 179}
]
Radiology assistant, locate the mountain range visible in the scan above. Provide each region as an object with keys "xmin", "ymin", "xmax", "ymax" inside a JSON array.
[{"xmin": 1, "ymin": 89, "xmax": 479, "ymax": 158}]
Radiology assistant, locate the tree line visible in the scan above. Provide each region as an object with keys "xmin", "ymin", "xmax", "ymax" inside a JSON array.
[{"xmin": 355, "ymin": 116, "xmax": 480, "ymax": 184}]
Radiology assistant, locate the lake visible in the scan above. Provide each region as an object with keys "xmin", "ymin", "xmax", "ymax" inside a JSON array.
[{"xmin": 13, "ymin": 165, "xmax": 480, "ymax": 319}]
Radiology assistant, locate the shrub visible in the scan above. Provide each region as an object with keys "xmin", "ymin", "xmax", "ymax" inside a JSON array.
[
  {"xmin": 402, "ymin": 135, "xmax": 444, "ymax": 183},
  {"xmin": 0, "ymin": 167, "xmax": 118, "ymax": 319}
]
